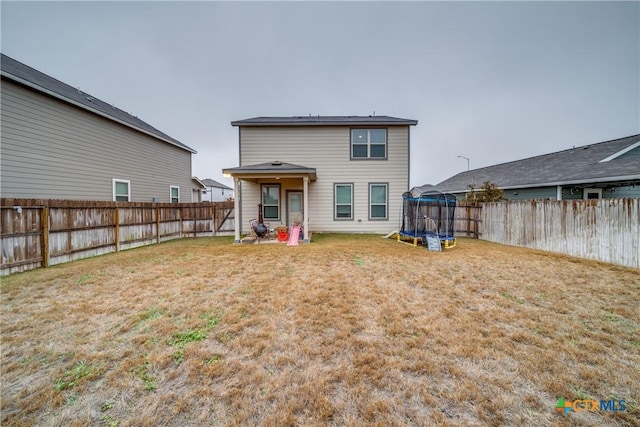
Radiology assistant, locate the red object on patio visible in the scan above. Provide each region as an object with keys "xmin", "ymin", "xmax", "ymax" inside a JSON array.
[{"xmin": 277, "ymin": 229, "xmax": 289, "ymax": 242}]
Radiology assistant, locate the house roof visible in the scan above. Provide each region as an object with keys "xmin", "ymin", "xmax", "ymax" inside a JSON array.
[
  {"xmin": 192, "ymin": 177, "xmax": 206, "ymax": 189},
  {"xmin": 200, "ymin": 178, "xmax": 233, "ymax": 190},
  {"xmin": 223, "ymin": 161, "xmax": 317, "ymax": 181},
  {"xmin": 231, "ymin": 115, "xmax": 418, "ymax": 127},
  {"xmin": 1, "ymin": 54, "xmax": 196, "ymax": 154},
  {"xmin": 432, "ymin": 134, "xmax": 640, "ymax": 193}
]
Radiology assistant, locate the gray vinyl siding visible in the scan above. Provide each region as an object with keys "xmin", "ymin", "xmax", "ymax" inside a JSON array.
[
  {"xmin": 604, "ymin": 185, "xmax": 640, "ymax": 198},
  {"xmin": 511, "ymin": 185, "xmax": 640, "ymax": 200},
  {"xmin": 453, "ymin": 184, "xmax": 640, "ymax": 202},
  {"xmin": 451, "ymin": 187, "xmax": 558, "ymax": 202},
  {"xmin": 1, "ymin": 80, "xmax": 193, "ymax": 202},
  {"xmin": 507, "ymin": 187, "xmax": 557, "ymax": 201},
  {"xmin": 559, "ymin": 187, "xmax": 583, "ymax": 201},
  {"xmin": 239, "ymin": 126, "xmax": 409, "ymax": 233}
]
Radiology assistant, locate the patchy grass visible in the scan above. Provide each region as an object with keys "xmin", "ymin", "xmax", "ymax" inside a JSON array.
[{"xmin": 1, "ymin": 235, "xmax": 638, "ymax": 426}]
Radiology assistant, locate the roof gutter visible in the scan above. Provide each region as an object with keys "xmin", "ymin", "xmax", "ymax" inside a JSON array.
[{"xmin": 2, "ymin": 71, "xmax": 197, "ymax": 154}]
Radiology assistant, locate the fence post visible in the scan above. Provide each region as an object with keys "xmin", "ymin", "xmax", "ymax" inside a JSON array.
[
  {"xmin": 114, "ymin": 206, "xmax": 120, "ymax": 252},
  {"xmin": 156, "ymin": 206, "xmax": 160, "ymax": 244},
  {"xmin": 180, "ymin": 206, "xmax": 184, "ymax": 238},
  {"xmin": 466, "ymin": 205, "xmax": 471, "ymax": 237},
  {"xmin": 474, "ymin": 204, "xmax": 480, "ymax": 239},
  {"xmin": 212, "ymin": 203, "xmax": 217, "ymax": 236},
  {"xmin": 41, "ymin": 206, "xmax": 49, "ymax": 268}
]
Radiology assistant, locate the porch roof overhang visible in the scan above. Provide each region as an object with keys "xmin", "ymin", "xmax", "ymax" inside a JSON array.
[{"xmin": 222, "ymin": 161, "xmax": 317, "ymax": 183}]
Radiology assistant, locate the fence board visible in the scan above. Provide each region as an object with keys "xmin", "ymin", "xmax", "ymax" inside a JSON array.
[
  {"xmin": 1, "ymin": 199, "xmax": 234, "ymax": 275},
  {"xmin": 5, "ymin": 198, "xmax": 635, "ymax": 273},
  {"xmin": 482, "ymin": 199, "xmax": 639, "ymax": 268},
  {"xmin": 214, "ymin": 201, "xmax": 235, "ymax": 233},
  {"xmin": 1, "ymin": 206, "xmax": 42, "ymax": 274},
  {"xmin": 454, "ymin": 202, "xmax": 482, "ymax": 238}
]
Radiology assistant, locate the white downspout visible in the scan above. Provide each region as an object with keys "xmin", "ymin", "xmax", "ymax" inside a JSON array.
[
  {"xmin": 233, "ymin": 177, "xmax": 241, "ymax": 243},
  {"xmin": 303, "ymin": 176, "xmax": 309, "ymax": 242}
]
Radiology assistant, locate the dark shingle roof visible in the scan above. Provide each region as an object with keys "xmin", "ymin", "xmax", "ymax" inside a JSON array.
[
  {"xmin": 223, "ymin": 161, "xmax": 317, "ymax": 181},
  {"xmin": 231, "ymin": 116, "xmax": 418, "ymax": 126},
  {"xmin": 1, "ymin": 54, "xmax": 196, "ymax": 153},
  {"xmin": 201, "ymin": 178, "xmax": 233, "ymax": 190},
  {"xmin": 433, "ymin": 134, "xmax": 640, "ymax": 193}
]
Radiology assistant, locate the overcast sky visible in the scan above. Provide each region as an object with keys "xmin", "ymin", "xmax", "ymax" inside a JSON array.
[{"xmin": 2, "ymin": 1, "xmax": 638, "ymax": 188}]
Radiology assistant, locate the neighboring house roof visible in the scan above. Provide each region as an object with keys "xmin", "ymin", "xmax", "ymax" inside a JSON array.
[
  {"xmin": 192, "ymin": 177, "xmax": 206, "ymax": 189},
  {"xmin": 432, "ymin": 134, "xmax": 640, "ymax": 193},
  {"xmin": 223, "ymin": 161, "xmax": 317, "ymax": 181},
  {"xmin": 0, "ymin": 54, "xmax": 196, "ymax": 154},
  {"xmin": 231, "ymin": 115, "xmax": 418, "ymax": 126},
  {"xmin": 412, "ymin": 184, "xmax": 435, "ymax": 195},
  {"xmin": 200, "ymin": 178, "xmax": 233, "ymax": 191}
]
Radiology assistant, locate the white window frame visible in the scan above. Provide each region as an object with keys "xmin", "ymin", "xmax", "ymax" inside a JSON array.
[
  {"xmin": 170, "ymin": 186, "xmax": 180, "ymax": 203},
  {"xmin": 369, "ymin": 183, "xmax": 388, "ymax": 220},
  {"xmin": 334, "ymin": 183, "xmax": 354, "ymax": 220},
  {"xmin": 261, "ymin": 184, "xmax": 281, "ymax": 220},
  {"xmin": 350, "ymin": 128, "xmax": 388, "ymax": 159},
  {"xmin": 583, "ymin": 188, "xmax": 602, "ymax": 200},
  {"xmin": 113, "ymin": 179, "xmax": 131, "ymax": 202}
]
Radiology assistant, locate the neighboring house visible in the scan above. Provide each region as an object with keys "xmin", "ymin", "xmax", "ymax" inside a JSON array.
[
  {"xmin": 1, "ymin": 54, "xmax": 197, "ymax": 202},
  {"xmin": 223, "ymin": 115, "xmax": 418, "ymax": 242},
  {"xmin": 200, "ymin": 178, "xmax": 234, "ymax": 202},
  {"xmin": 191, "ymin": 177, "xmax": 206, "ymax": 202},
  {"xmin": 422, "ymin": 134, "xmax": 640, "ymax": 201}
]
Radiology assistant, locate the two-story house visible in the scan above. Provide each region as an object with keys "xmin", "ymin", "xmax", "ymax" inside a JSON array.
[
  {"xmin": 1, "ymin": 54, "xmax": 197, "ymax": 202},
  {"xmin": 200, "ymin": 178, "xmax": 234, "ymax": 202},
  {"xmin": 222, "ymin": 115, "xmax": 418, "ymax": 242}
]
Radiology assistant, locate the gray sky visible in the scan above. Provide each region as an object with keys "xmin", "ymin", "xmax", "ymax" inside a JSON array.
[{"xmin": 2, "ymin": 1, "xmax": 638, "ymax": 188}]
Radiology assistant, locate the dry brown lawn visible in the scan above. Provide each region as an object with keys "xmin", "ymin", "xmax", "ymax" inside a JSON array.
[{"xmin": 1, "ymin": 235, "xmax": 639, "ymax": 426}]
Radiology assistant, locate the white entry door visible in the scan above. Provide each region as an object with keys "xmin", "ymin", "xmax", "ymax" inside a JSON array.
[{"xmin": 288, "ymin": 192, "xmax": 303, "ymax": 225}]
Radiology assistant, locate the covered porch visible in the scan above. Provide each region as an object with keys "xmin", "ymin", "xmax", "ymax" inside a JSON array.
[{"xmin": 222, "ymin": 161, "xmax": 317, "ymax": 244}]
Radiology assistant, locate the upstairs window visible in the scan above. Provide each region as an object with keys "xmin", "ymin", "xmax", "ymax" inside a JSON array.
[
  {"xmin": 351, "ymin": 128, "xmax": 387, "ymax": 159},
  {"xmin": 262, "ymin": 184, "xmax": 280, "ymax": 220},
  {"xmin": 170, "ymin": 186, "xmax": 180, "ymax": 203},
  {"xmin": 113, "ymin": 179, "xmax": 130, "ymax": 202}
]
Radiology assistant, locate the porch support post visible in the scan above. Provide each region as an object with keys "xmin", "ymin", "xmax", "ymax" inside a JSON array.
[
  {"xmin": 303, "ymin": 176, "xmax": 309, "ymax": 242},
  {"xmin": 233, "ymin": 177, "xmax": 241, "ymax": 243}
]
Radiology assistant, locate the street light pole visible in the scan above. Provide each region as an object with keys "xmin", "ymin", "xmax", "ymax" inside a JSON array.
[{"xmin": 457, "ymin": 155, "xmax": 470, "ymax": 171}]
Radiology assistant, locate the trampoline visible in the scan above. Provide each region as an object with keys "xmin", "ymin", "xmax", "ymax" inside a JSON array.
[{"xmin": 398, "ymin": 189, "xmax": 457, "ymax": 249}]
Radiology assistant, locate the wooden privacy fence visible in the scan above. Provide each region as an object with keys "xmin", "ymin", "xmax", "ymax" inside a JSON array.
[
  {"xmin": 453, "ymin": 201, "xmax": 482, "ymax": 238},
  {"xmin": 0, "ymin": 199, "xmax": 234, "ymax": 275},
  {"xmin": 482, "ymin": 198, "xmax": 639, "ymax": 269},
  {"xmin": 3, "ymin": 198, "xmax": 637, "ymax": 273}
]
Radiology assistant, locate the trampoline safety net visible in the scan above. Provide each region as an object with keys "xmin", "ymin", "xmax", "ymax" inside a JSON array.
[{"xmin": 399, "ymin": 190, "xmax": 457, "ymax": 246}]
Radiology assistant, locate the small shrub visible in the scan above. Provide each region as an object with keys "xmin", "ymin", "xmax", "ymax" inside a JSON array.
[{"xmin": 466, "ymin": 181, "xmax": 507, "ymax": 202}]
